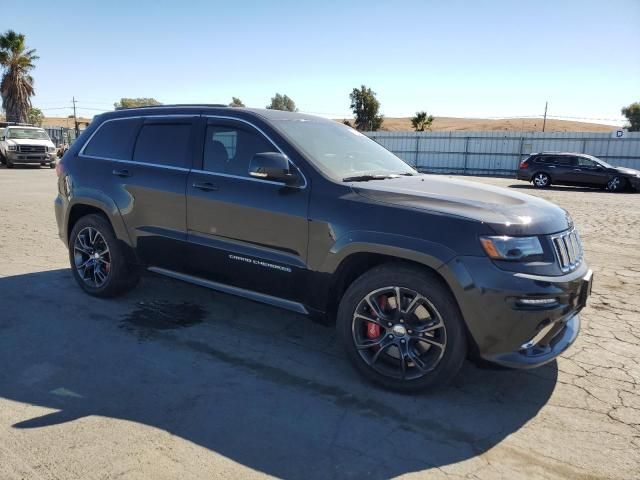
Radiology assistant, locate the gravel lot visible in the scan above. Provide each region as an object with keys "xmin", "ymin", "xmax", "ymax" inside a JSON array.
[{"xmin": 0, "ymin": 167, "xmax": 638, "ymax": 479}]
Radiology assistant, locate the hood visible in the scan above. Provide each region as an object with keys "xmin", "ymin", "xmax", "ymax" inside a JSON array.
[
  {"xmin": 352, "ymin": 175, "xmax": 572, "ymax": 235},
  {"xmin": 612, "ymin": 166, "xmax": 640, "ymax": 176},
  {"xmin": 7, "ymin": 138, "xmax": 54, "ymax": 147}
]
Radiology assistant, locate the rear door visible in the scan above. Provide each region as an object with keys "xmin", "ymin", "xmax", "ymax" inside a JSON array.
[
  {"xmin": 80, "ymin": 115, "xmax": 196, "ymax": 270},
  {"xmin": 547, "ymin": 155, "xmax": 576, "ymax": 184},
  {"xmin": 185, "ymin": 117, "xmax": 310, "ymax": 301}
]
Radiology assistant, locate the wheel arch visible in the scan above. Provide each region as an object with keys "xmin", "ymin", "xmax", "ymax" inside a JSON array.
[{"xmin": 321, "ymin": 231, "xmax": 458, "ymax": 321}]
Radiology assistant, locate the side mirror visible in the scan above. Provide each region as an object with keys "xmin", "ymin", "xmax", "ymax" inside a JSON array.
[{"xmin": 249, "ymin": 152, "xmax": 297, "ymax": 185}]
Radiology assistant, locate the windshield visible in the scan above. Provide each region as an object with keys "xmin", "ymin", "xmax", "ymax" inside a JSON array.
[
  {"xmin": 6, "ymin": 128, "xmax": 50, "ymax": 140},
  {"xmin": 272, "ymin": 118, "xmax": 416, "ymax": 180}
]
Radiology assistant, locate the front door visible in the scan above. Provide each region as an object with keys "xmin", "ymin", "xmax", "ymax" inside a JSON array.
[
  {"xmin": 185, "ymin": 118, "xmax": 310, "ymax": 302},
  {"xmin": 571, "ymin": 156, "xmax": 609, "ymax": 187}
]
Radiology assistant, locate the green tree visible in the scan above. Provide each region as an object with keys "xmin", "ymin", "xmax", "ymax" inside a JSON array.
[
  {"xmin": 621, "ymin": 102, "xmax": 640, "ymax": 132},
  {"xmin": 266, "ymin": 93, "xmax": 297, "ymax": 112},
  {"xmin": 114, "ymin": 97, "xmax": 162, "ymax": 109},
  {"xmin": 28, "ymin": 106, "xmax": 43, "ymax": 126},
  {"xmin": 229, "ymin": 97, "xmax": 245, "ymax": 107},
  {"xmin": 349, "ymin": 85, "xmax": 383, "ymax": 131},
  {"xmin": 411, "ymin": 111, "xmax": 434, "ymax": 131},
  {"xmin": 0, "ymin": 30, "xmax": 38, "ymax": 124}
]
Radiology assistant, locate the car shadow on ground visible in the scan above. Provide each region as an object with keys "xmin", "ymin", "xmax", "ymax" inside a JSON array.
[{"xmin": 0, "ymin": 269, "xmax": 558, "ymax": 478}]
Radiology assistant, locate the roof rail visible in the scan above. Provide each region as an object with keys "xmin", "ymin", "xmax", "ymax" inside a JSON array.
[
  {"xmin": 115, "ymin": 104, "xmax": 229, "ymax": 110},
  {"xmin": 0, "ymin": 121, "xmax": 36, "ymax": 127}
]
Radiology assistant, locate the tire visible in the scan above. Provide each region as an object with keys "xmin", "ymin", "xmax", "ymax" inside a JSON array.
[
  {"xmin": 606, "ymin": 176, "xmax": 626, "ymax": 193},
  {"xmin": 532, "ymin": 172, "xmax": 551, "ymax": 188},
  {"xmin": 337, "ymin": 263, "xmax": 467, "ymax": 392},
  {"xmin": 6, "ymin": 158, "xmax": 14, "ymax": 169},
  {"xmin": 49, "ymin": 162, "xmax": 56, "ymax": 169},
  {"xmin": 69, "ymin": 214, "xmax": 139, "ymax": 297}
]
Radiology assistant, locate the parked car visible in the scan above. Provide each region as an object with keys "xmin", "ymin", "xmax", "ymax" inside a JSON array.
[
  {"xmin": 54, "ymin": 106, "xmax": 593, "ymax": 392},
  {"xmin": 517, "ymin": 152, "xmax": 640, "ymax": 192},
  {"xmin": 0, "ymin": 125, "xmax": 58, "ymax": 168}
]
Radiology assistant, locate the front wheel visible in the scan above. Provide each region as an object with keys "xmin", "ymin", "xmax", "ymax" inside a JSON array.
[
  {"xmin": 606, "ymin": 176, "xmax": 626, "ymax": 192},
  {"xmin": 337, "ymin": 264, "xmax": 467, "ymax": 392},
  {"xmin": 532, "ymin": 172, "xmax": 551, "ymax": 188},
  {"xmin": 69, "ymin": 214, "xmax": 139, "ymax": 297}
]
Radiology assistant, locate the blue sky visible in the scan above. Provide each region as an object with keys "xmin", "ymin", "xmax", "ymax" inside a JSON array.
[{"xmin": 6, "ymin": 0, "xmax": 640, "ymax": 124}]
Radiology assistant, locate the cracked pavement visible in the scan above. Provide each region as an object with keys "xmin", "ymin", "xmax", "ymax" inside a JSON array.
[{"xmin": 0, "ymin": 169, "xmax": 638, "ymax": 479}]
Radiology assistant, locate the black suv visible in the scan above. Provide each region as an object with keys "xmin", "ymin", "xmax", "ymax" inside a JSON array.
[
  {"xmin": 517, "ymin": 152, "xmax": 640, "ymax": 192},
  {"xmin": 55, "ymin": 106, "xmax": 593, "ymax": 392}
]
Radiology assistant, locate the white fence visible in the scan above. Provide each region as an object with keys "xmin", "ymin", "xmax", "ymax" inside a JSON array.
[{"xmin": 365, "ymin": 131, "xmax": 640, "ymax": 176}]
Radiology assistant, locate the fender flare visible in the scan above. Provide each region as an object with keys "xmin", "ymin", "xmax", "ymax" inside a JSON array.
[{"xmin": 66, "ymin": 188, "xmax": 132, "ymax": 246}]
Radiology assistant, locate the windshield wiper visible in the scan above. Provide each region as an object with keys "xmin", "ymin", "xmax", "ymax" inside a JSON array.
[{"xmin": 342, "ymin": 174, "xmax": 396, "ymax": 182}]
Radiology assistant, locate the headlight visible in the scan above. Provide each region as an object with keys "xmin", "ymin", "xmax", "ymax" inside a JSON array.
[
  {"xmin": 479, "ymin": 235, "xmax": 543, "ymax": 261},
  {"xmin": 7, "ymin": 144, "xmax": 16, "ymax": 151},
  {"xmin": 48, "ymin": 146, "xmax": 56, "ymax": 153}
]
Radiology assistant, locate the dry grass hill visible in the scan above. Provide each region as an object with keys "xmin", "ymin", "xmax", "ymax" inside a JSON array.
[
  {"xmin": 34, "ymin": 115, "xmax": 618, "ymax": 133},
  {"xmin": 338, "ymin": 116, "xmax": 617, "ymax": 132}
]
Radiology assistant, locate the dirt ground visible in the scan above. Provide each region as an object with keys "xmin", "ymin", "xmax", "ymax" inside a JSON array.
[{"xmin": 0, "ymin": 167, "xmax": 638, "ymax": 479}]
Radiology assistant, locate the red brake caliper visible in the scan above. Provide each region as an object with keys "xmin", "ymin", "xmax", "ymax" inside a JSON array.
[{"xmin": 366, "ymin": 295, "xmax": 387, "ymax": 340}]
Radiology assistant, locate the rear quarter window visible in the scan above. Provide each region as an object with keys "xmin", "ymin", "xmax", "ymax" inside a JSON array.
[{"xmin": 83, "ymin": 118, "xmax": 140, "ymax": 160}]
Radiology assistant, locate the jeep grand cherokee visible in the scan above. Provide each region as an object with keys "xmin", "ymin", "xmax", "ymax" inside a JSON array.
[{"xmin": 54, "ymin": 105, "xmax": 592, "ymax": 392}]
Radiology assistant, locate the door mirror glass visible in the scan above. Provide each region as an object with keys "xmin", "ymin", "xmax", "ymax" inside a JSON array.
[{"xmin": 249, "ymin": 152, "xmax": 297, "ymax": 184}]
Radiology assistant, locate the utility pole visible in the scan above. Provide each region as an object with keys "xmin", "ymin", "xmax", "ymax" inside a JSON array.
[
  {"xmin": 542, "ymin": 101, "xmax": 548, "ymax": 133},
  {"xmin": 72, "ymin": 96, "xmax": 79, "ymax": 138}
]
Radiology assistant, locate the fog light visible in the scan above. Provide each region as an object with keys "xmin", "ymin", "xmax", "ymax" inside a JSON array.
[{"xmin": 518, "ymin": 298, "xmax": 557, "ymax": 306}]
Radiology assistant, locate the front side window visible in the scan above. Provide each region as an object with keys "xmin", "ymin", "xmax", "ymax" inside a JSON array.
[
  {"xmin": 203, "ymin": 124, "xmax": 277, "ymax": 176},
  {"xmin": 83, "ymin": 118, "xmax": 140, "ymax": 160},
  {"xmin": 271, "ymin": 117, "xmax": 415, "ymax": 180},
  {"xmin": 133, "ymin": 123, "xmax": 191, "ymax": 168},
  {"xmin": 6, "ymin": 128, "xmax": 50, "ymax": 140},
  {"xmin": 576, "ymin": 157, "xmax": 597, "ymax": 168}
]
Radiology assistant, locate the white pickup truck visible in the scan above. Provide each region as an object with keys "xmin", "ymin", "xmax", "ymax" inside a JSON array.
[{"xmin": 0, "ymin": 125, "xmax": 57, "ymax": 169}]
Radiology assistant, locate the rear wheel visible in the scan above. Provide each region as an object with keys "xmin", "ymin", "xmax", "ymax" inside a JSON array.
[
  {"xmin": 69, "ymin": 214, "xmax": 139, "ymax": 297},
  {"xmin": 337, "ymin": 264, "xmax": 466, "ymax": 392},
  {"xmin": 606, "ymin": 176, "xmax": 626, "ymax": 192},
  {"xmin": 532, "ymin": 172, "xmax": 551, "ymax": 188}
]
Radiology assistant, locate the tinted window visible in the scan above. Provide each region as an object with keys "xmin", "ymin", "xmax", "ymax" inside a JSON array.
[
  {"xmin": 133, "ymin": 123, "xmax": 191, "ymax": 168},
  {"xmin": 203, "ymin": 124, "xmax": 277, "ymax": 176},
  {"xmin": 553, "ymin": 156, "xmax": 574, "ymax": 166},
  {"xmin": 83, "ymin": 118, "xmax": 139, "ymax": 160}
]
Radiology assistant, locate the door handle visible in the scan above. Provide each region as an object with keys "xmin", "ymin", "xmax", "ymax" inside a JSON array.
[
  {"xmin": 192, "ymin": 182, "xmax": 219, "ymax": 192},
  {"xmin": 573, "ymin": 168, "xmax": 582, "ymax": 171},
  {"xmin": 549, "ymin": 166, "xmax": 556, "ymax": 168},
  {"xmin": 112, "ymin": 169, "xmax": 131, "ymax": 177}
]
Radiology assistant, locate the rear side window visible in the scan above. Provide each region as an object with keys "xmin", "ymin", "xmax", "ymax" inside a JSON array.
[
  {"xmin": 133, "ymin": 123, "xmax": 191, "ymax": 168},
  {"xmin": 554, "ymin": 156, "xmax": 574, "ymax": 165},
  {"xmin": 83, "ymin": 118, "xmax": 140, "ymax": 160}
]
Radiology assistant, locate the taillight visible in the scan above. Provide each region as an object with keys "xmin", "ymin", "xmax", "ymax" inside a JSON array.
[
  {"xmin": 55, "ymin": 159, "xmax": 64, "ymax": 177},
  {"xmin": 519, "ymin": 160, "xmax": 529, "ymax": 169}
]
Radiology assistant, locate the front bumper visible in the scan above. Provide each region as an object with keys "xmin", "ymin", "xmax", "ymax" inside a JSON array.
[
  {"xmin": 629, "ymin": 176, "xmax": 640, "ymax": 192},
  {"xmin": 6, "ymin": 151, "xmax": 56, "ymax": 164},
  {"xmin": 439, "ymin": 256, "xmax": 592, "ymax": 368}
]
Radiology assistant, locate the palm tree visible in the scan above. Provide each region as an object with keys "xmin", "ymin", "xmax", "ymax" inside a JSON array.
[
  {"xmin": 411, "ymin": 111, "xmax": 434, "ymax": 132},
  {"xmin": 0, "ymin": 30, "xmax": 38, "ymax": 123}
]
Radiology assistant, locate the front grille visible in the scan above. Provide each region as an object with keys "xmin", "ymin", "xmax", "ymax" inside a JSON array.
[
  {"xmin": 18, "ymin": 145, "xmax": 46, "ymax": 153},
  {"xmin": 551, "ymin": 228, "xmax": 583, "ymax": 272}
]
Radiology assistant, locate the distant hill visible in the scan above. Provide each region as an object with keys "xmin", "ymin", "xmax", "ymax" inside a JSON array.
[
  {"xmin": 37, "ymin": 115, "xmax": 618, "ymax": 133},
  {"xmin": 338, "ymin": 116, "xmax": 618, "ymax": 133}
]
